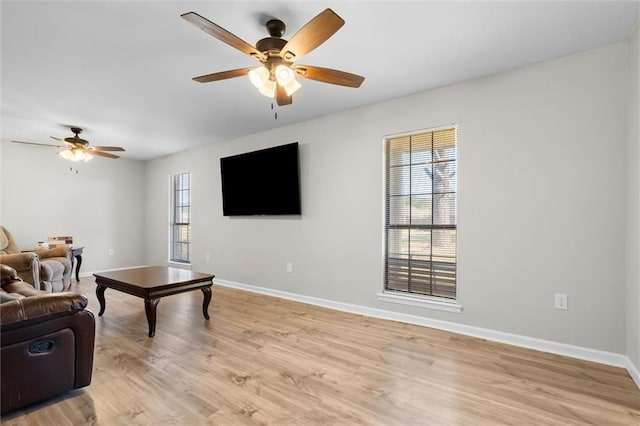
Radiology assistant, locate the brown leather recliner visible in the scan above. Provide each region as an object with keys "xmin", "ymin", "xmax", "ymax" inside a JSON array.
[
  {"xmin": 0, "ymin": 225, "xmax": 73, "ymax": 292},
  {"xmin": 0, "ymin": 264, "xmax": 95, "ymax": 414}
]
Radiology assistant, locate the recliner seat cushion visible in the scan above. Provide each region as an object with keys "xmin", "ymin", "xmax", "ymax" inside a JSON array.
[{"xmin": 40, "ymin": 259, "xmax": 69, "ymax": 292}]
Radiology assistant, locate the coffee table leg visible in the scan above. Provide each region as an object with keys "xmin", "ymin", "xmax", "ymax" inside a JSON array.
[
  {"xmin": 201, "ymin": 286, "xmax": 212, "ymax": 320},
  {"xmin": 96, "ymin": 284, "xmax": 107, "ymax": 316},
  {"xmin": 144, "ymin": 298, "xmax": 160, "ymax": 337}
]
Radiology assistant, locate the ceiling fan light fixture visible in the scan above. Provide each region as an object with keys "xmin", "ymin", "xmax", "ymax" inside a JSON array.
[
  {"xmin": 249, "ymin": 66, "xmax": 269, "ymax": 88},
  {"xmin": 283, "ymin": 78, "xmax": 301, "ymax": 96},
  {"xmin": 275, "ymin": 64, "xmax": 295, "ymax": 86},
  {"xmin": 274, "ymin": 64, "xmax": 301, "ymax": 96},
  {"xmin": 60, "ymin": 148, "xmax": 93, "ymax": 162},
  {"xmin": 249, "ymin": 66, "xmax": 276, "ymax": 97},
  {"xmin": 59, "ymin": 149, "xmax": 74, "ymax": 161},
  {"xmin": 258, "ymin": 79, "xmax": 276, "ymax": 98}
]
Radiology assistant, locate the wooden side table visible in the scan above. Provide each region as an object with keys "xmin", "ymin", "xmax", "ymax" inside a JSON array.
[{"xmin": 71, "ymin": 247, "xmax": 84, "ymax": 282}]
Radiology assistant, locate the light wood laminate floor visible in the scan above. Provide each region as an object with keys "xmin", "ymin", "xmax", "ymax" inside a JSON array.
[{"xmin": 2, "ymin": 277, "xmax": 639, "ymax": 425}]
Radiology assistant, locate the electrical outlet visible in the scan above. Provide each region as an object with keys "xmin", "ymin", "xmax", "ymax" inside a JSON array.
[
  {"xmin": 286, "ymin": 262, "xmax": 293, "ymax": 273},
  {"xmin": 554, "ymin": 293, "xmax": 568, "ymax": 310},
  {"xmin": 206, "ymin": 253, "xmax": 210, "ymax": 262},
  {"xmin": 108, "ymin": 249, "xmax": 114, "ymax": 256}
]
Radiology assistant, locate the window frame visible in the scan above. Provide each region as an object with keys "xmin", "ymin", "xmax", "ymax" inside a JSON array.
[
  {"xmin": 169, "ymin": 171, "xmax": 191, "ymax": 265},
  {"xmin": 378, "ymin": 126, "xmax": 462, "ymax": 313}
]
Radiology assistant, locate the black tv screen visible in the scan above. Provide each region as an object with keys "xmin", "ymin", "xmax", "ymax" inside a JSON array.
[{"xmin": 220, "ymin": 142, "xmax": 301, "ymax": 216}]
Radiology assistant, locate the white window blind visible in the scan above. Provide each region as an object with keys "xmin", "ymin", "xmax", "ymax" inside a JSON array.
[
  {"xmin": 385, "ymin": 127, "xmax": 457, "ymax": 299},
  {"xmin": 170, "ymin": 172, "xmax": 191, "ymax": 264}
]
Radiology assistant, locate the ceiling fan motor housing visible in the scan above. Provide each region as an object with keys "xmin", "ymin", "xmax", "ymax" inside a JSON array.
[
  {"xmin": 256, "ymin": 30, "xmax": 290, "ymax": 82},
  {"xmin": 256, "ymin": 37, "xmax": 287, "ymax": 55},
  {"xmin": 65, "ymin": 127, "xmax": 89, "ymax": 146}
]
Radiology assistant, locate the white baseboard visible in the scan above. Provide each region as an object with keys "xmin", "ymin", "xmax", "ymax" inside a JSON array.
[
  {"xmin": 625, "ymin": 357, "xmax": 640, "ymax": 389},
  {"xmin": 215, "ymin": 278, "xmax": 640, "ymax": 389}
]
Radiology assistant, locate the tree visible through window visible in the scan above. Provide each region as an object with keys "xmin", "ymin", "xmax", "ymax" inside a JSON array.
[
  {"xmin": 385, "ymin": 127, "xmax": 457, "ymax": 299},
  {"xmin": 170, "ymin": 172, "xmax": 191, "ymax": 263}
]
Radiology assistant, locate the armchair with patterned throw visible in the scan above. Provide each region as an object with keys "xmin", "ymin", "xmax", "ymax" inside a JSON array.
[
  {"xmin": 0, "ymin": 226, "xmax": 73, "ymax": 292},
  {"xmin": 0, "ymin": 264, "xmax": 95, "ymax": 414}
]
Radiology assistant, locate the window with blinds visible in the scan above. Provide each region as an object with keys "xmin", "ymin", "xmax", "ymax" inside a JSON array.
[
  {"xmin": 385, "ymin": 127, "xmax": 457, "ymax": 300},
  {"xmin": 170, "ymin": 172, "xmax": 191, "ymax": 264}
]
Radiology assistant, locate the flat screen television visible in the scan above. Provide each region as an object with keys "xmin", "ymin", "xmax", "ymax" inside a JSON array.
[{"xmin": 220, "ymin": 142, "xmax": 301, "ymax": 216}]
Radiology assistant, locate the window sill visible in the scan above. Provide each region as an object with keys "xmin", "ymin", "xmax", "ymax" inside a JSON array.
[
  {"xmin": 376, "ymin": 291, "xmax": 463, "ymax": 313},
  {"xmin": 167, "ymin": 261, "xmax": 192, "ymax": 269}
]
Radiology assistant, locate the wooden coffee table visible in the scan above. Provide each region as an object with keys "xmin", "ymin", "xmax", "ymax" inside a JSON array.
[{"xmin": 93, "ymin": 266, "xmax": 215, "ymax": 337}]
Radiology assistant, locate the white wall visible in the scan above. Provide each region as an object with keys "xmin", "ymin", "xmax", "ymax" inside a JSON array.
[
  {"xmin": 626, "ymin": 21, "xmax": 640, "ymax": 372},
  {"xmin": 145, "ymin": 42, "xmax": 629, "ymax": 354},
  {"xmin": 1, "ymin": 38, "xmax": 632, "ymax": 360},
  {"xmin": 1, "ymin": 141, "xmax": 146, "ymax": 272},
  {"xmin": 0, "ymin": 138, "xmax": 3, "ymax": 225}
]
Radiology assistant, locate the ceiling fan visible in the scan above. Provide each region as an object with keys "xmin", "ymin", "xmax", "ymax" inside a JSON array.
[
  {"xmin": 181, "ymin": 8, "xmax": 365, "ymax": 106},
  {"xmin": 11, "ymin": 127, "xmax": 125, "ymax": 161}
]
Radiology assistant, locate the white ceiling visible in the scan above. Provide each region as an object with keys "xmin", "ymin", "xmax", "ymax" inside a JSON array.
[{"xmin": 2, "ymin": 1, "xmax": 638, "ymax": 161}]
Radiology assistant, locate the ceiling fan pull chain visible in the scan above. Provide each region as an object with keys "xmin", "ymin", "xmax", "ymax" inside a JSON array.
[{"xmin": 269, "ymin": 101, "xmax": 278, "ymax": 119}]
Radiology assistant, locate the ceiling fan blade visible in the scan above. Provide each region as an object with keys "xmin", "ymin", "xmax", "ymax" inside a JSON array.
[
  {"xmin": 181, "ymin": 12, "xmax": 266, "ymax": 61},
  {"xmin": 91, "ymin": 150, "xmax": 120, "ymax": 159},
  {"xmin": 275, "ymin": 83, "xmax": 292, "ymax": 106},
  {"xmin": 294, "ymin": 65, "xmax": 364, "ymax": 88},
  {"xmin": 50, "ymin": 136, "xmax": 75, "ymax": 146},
  {"xmin": 11, "ymin": 140, "xmax": 64, "ymax": 148},
  {"xmin": 91, "ymin": 146, "xmax": 126, "ymax": 152},
  {"xmin": 280, "ymin": 9, "xmax": 344, "ymax": 61},
  {"xmin": 193, "ymin": 67, "xmax": 252, "ymax": 83}
]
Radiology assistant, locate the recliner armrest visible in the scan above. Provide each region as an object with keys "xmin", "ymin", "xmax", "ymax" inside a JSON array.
[
  {"xmin": 0, "ymin": 253, "xmax": 40, "ymax": 288},
  {"xmin": 0, "ymin": 252, "xmax": 39, "ymax": 272},
  {"xmin": 2, "ymin": 279, "xmax": 43, "ymax": 297},
  {"xmin": 34, "ymin": 246, "xmax": 71, "ymax": 260},
  {"xmin": 0, "ymin": 293, "xmax": 88, "ymax": 331}
]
